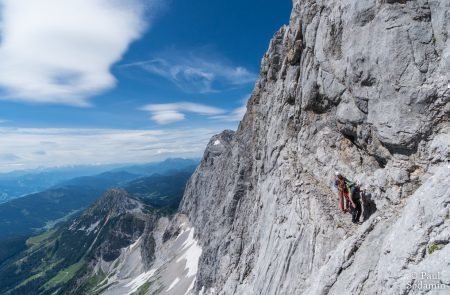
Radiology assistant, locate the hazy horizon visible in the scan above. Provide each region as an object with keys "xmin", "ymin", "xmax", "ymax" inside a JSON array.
[
  {"xmin": 0, "ymin": 155, "xmax": 201, "ymax": 174},
  {"xmin": 0, "ymin": 0, "xmax": 291, "ymax": 172}
]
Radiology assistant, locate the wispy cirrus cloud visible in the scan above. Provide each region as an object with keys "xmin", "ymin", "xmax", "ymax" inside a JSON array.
[
  {"xmin": 0, "ymin": 126, "xmax": 229, "ymax": 172},
  {"xmin": 211, "ymin": 96, "xmax": 249, "ymax": 122},
  {"xmin": 212, "ymin": 104, "xmax": 247, "ymax": 122},
  {"xmin": 123, "ymin": 52, "xmax": 257, "ymax": 93},
  {"xmin": 0, "ymin": 0, "xmax": 157, "ymax": 106},
  {"xmin": 140, "ymin": 102, "xmax": 225, "ymax": 124}
]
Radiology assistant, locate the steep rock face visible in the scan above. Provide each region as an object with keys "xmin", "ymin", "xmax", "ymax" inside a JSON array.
[{"xmin": 179, "ymin": 0, "xmax": 449, "ymax": 294}]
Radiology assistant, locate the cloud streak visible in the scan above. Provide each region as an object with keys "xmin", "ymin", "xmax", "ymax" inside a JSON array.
[
  {"xmin": 211, "ymin": 100, "xmax": 248, "ymax": 122},
  {"xmin": 0, "ymin": 0, "xmax": 153, "ymax": 106},
  {"xmin": 0, "ymin": 127, "xmax": 230, "ymax": 172},
  {"xmin": 123, "ymin": 53, "xmax": 257, "ymax": 93},
  {"xmin": 0, "ymin": 153, "xmax": 20, "ymax": 162},
  {"xmin": 140, "ymin": 102, "xmax": 226, "ymax": 124}
]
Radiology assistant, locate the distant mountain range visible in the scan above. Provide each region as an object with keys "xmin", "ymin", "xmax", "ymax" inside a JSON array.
[
  {"xmin": 0, "ymin": 158, "xmax": 197, "ymax": 242},
  {"xmin": 0, "ymin": 171, "xmax": 137, "ymax": 240},
  {"xmin": 0, "ymin": 158, "xmax": 199, "ymax": 204},
  {"xmin": 0, "ymin": 160, "xmax": 197, "ymax": 293},
  {"xmin": 109, "ymin": 158, "xmax": 199, "ymax": 176},
  {"xmin": 0, "ymin": 164, "xmax": 121, "ymax": 204}
]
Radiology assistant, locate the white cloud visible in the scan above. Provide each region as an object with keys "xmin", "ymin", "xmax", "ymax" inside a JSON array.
[
  {"xmin": 123, "ymin": 53, "xmax": 257, "ymax": 93},
  {"xmin": 141, "ymin": 102, "xmax": 226, "ymax": 125},
  {"xmin": 151, "ymin": 111, "xmax": 185, "ymax": 125},
  {"xmin": 212, "ymin": 104, "xmax": 247, "ymax": 122},
  {"xmin": 211, "ymin": 96, "xmax": 249, "ymax": 122},
  {"xmin": 0, "ymin": 0, "xmax": 153, "ymax": 106},
  {"xmin": 0, "ymin": 126, "xmax": 231, "ymax": 172}
]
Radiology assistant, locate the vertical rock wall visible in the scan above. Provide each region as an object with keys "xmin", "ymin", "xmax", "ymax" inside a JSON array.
[{"xmin": 180, "ymin": 0, "xmax": 450, "ymax": 294}]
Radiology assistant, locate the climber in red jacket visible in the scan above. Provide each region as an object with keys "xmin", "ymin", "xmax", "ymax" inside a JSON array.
[
  {"xmin": 333, "ymin": 172, "xmax": 363, "ymax": 223},
  {"xmin": 333, "ymin": 172, "xmax": 354, "ymax": 213}
]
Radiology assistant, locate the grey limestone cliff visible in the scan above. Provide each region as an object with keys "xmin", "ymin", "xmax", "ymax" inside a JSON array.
[{"xmin": 177, "ymin": 0, "xmax": 450, "ymax": 294}]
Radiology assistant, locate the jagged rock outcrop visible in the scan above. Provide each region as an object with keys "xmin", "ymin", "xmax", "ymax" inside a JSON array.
[{"xmin": 177, "ymin": 0, "xmax": 450, "ymax": 294}]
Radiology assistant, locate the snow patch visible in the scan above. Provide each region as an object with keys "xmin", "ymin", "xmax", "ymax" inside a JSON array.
[
  {"xmin": 124, "ymin": 268, "xmax": 156, "ymax": 295},
  {"xmin": 68, "ymin": 221, "xmax": 77, "ymax": 231},
  {"xmin": 85, "ymin": 220, "xmax": 100, "ymax": 234},
  {"xmin": 158, "ymin": 226, "xmax": 203, "ymax": 294},
  {"xmin": 100, "ymin": 222, "xmax": 202, "ymax": 295},
  {"xmin": 167, "ymin": 277, "xmax": 180, "ymax": 292},
  {"xmin": 185, "ymin": 277, "xmax": 197, "ymax": 295},
  {"xmin": 176, "ymin": 227, "xmax": 203, "ymax": 277},
  {"xmin": 126, "ymin": 237, "xmax": 141, "ymax": 251},
  {"xmin": 213, "ymin": 140, "xmax": 221, "ymax": 146}
]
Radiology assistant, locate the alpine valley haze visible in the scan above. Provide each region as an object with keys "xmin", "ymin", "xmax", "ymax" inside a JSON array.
[{"xmin": 0, "ymin": 0, "xmax": 449, "ymax": 295}]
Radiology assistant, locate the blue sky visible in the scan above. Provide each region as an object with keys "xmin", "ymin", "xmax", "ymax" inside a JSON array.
[{"xmin": 0, "ymin": 0, "xmax": 291, "ymax": 171}]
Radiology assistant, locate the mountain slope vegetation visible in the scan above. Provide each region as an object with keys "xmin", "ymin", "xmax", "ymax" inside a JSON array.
[{"xmin": 0, "ymin": 166, "xmax": 194, "ymax": 294}]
